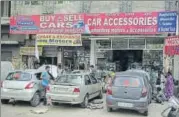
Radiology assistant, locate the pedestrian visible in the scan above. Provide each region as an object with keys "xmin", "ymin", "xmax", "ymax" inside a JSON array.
[
  {"xmin": 41, "ymin": 66, "xmax": 54, "ymax": 105},
  {"xmin": 57, "ymin": 64, "xmax": 64, "ymax": 75},
  {"xmin": 150, "ymin": 67, "xmax": 157, "ymax": 94},
  {"xmin": 164, "ymin": 71, "xmax": 174, "ymax": 100}
]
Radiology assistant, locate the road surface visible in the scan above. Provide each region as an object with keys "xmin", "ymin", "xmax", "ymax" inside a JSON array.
[{"xmin": 1, "ymin": 99, "xmax": 168, "ymax": 117}]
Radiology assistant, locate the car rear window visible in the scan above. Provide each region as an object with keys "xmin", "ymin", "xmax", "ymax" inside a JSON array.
[
  {"xmin": 113, "ymin": 76, "xmax": 142, "ymax": 87},
  {"xmin": 6, "ymin": 72, "xmax": 31, "ymax": 81},
  {"xmin": 56, "ymin": 75, "xmax": 82, "ymax": 85}
]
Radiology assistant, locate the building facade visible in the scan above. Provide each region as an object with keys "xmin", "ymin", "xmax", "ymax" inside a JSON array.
[
  {"xmin": 3, "ymin": 1, "xmax": 178, "ymax": 72},
  {"xmin": 1, "ymin": 1, "xmax": 27, "ymax": 69}
]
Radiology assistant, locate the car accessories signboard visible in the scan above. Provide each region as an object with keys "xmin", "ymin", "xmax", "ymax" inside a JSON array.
[
  {"xmin": 36, "ymin": 34, "xmax": 82, "ymax": 46},
  {"xmin": 164, "ymin": 35, "xmax": 179, "ymax": 56},
  {"xmin": 84, "ymin": 11, "xmax": 177, "ymax": 35},
  {"xmin": 10, "ymin": 14, "xmax": 85, "ymax": 34},
  {"xmin": 10, "ymin": 11, "xmax": 177, "ymax": 35}
]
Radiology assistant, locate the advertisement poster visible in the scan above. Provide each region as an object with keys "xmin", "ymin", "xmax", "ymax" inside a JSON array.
[
  {"xmin": 10, "ymin": 11, "xmax": 177, "ymax": 35},
  {"xmin": 36, "ymin": 34, "xmax": 82, "ymax": 46},
  {"xmin": 10, "ymin": 14, "xmax": 85, "ymax": 34},
  {"xmin": 157, "ymin": 11, "xmax": 177, "ymax": 33},
  {"xmin": 165, "ymin": 35, "xmax": 179, "ymax": 56}
]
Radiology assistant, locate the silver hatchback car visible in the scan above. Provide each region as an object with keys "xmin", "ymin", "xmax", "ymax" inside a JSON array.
[
  {"xmin": 106, "ymin": 72, "xmax": 151, "ymax": 116},
  {"xmin": 46, "ymin": 73, "xmax": 103, "ymax": 107},
  {"xmin": 1, "ymin": 69, "xmax": 45, "ymax": 107}
]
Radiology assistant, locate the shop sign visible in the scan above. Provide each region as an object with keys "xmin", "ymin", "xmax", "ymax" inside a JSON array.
[
  {"xmin": 85, "ymin": 11, "xmax": 177, "ymax": 35},
  {"xmin": 10, "ymin": 14, "xmax": 85, "ymax": 34},
  {"xmin": 9, "ymin": 11, "xmax": 177, "ymax": 35},
  {"xmin": 36, "ymin": 34, "xmax": 82, "ymax": 46},
  {"xmin": 20, "ymin": 47, "xmax": 43, "ymax": 56},
  {"xmin": 165, "ymin": 35, "xmax": 179, "ymax": 56}
]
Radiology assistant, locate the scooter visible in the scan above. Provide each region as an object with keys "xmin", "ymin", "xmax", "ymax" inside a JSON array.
[{"xmin": 161, "ymin": 96, "xmax": 179, "ymax": 117}]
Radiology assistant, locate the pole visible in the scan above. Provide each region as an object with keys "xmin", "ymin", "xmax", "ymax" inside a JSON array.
[{"xmin": 176, "ymin": 1, "xmax": 179, "ymax": 35}]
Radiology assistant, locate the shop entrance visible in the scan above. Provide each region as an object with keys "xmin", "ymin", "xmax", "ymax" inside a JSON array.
[{"xmin": 113, "ymin": 50, "xmax": 143, "ymax": 71}]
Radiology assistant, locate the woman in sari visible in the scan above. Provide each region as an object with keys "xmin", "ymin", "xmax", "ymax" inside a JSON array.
[{"xmin": 164, "ymin": 71, "xmax": 174, "ymax": 100}]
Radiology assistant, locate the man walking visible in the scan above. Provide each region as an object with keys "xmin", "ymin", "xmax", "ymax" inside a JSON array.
[{"xmin": 41, "ymin": 66, "xmax": 54, "ymax": 105}]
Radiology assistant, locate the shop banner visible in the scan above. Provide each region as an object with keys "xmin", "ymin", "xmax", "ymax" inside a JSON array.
[
  {"xmin": 10, "ymin": 11, "xmax": 177, "ymax": 34},
  {"xmin": 36, "ymin": 34, "xmax": 82, "ymax": 46},
  {"xmin": 164, "ymin": 35, "xmax": 179, "ymax": 56},
  {"xmin": 84, "ymin": 11, "xmax": 177, "ymax": 34},
  {"xmin": 10, "ymin": 14, "xmax": 85, "ymax": 34},
  {"xmin": 20, "ymin": 47, "xmax": 43, "ymax": 56}
]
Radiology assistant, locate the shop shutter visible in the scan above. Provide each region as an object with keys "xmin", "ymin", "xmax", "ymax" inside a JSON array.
[{"xmin": 1, "ymin": 51, "xmax": 12, "ymax": 61}]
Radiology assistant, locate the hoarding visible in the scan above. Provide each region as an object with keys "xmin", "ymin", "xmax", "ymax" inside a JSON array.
[
  {"xmin": 10, "ymin": 14, "xmax": 85, "ymax": 34},
  {"xmin": 36, "ymin": 34, "xmax": 82, "ymax": 46},
  {"xmin": 10, "ymin": 11, "xmax": 177, "ymax": 35},
  {"xmin": 20, "ymin": 47, "xmax": 43, "ymax": 56},
  {"xmin": 165, "ymin": 35, "xmax": 179, "ymax": 56}
]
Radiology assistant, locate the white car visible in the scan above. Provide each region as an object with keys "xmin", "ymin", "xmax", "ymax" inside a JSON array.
[
  {"xmin": 1, "ymin": 69, "xmax": 46, "ymax": 107},
  {"xmin": 46, "ymin": 73, "xmax": 103, "ymax": 107}
]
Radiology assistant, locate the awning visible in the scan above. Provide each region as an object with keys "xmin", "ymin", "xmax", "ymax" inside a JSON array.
[{"xmin": 1, "ymin": 41, "xmax": 19, "ymax": 44}]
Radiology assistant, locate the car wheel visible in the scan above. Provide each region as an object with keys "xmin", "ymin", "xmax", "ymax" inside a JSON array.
[
  {"xmin": 98, "ymin": 90, "xmax": 103, "ymax": 99},
  {"xmin": 107, "ymin": 106, "xmax": 113, "ymax": 112},
  {"xmin": 143, "ymin": 111, "xmax": 148, "ymax": 116},
  {"xmin": 81, "ymin": 95, "xmax": 89, "ymax": 108},
  {"xmin": 1, "ymin": 99, "xmax": 9, "ymax": 104},
  {"xmin": 30, "ymin": 92, "xmax": 40, "ymax": 107}
]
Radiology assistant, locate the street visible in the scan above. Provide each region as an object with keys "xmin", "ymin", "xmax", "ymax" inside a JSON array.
[{"xmin": 1, "ymin": 97, "xmax": 168, "ymax": 117}]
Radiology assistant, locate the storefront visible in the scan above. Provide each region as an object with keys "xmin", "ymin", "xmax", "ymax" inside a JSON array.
[
  {"xmin": 9, "ymin": 12, "xmax": 177, "ymax": 71},
  {"xmin": 36, "ymin": 34, "xmax": 90, "ymax": 70},
  {"xmin": 90, "ymin": 36, "xmax": 164, "ymax": 72}
]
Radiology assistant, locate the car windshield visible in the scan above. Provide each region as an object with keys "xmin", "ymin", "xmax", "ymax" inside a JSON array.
[
  {"xmin": 114, "ymin": 76, "xmax": 142, "ymax": 88},
  {"xmin": 56, "ymin": 75, "xmax": 82, "ymax": 85},
  {"xmin": 6, "ymin": 72, "xmax": 31, "ymax": 81}
]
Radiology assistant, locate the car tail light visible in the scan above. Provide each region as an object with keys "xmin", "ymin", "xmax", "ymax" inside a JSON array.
[
  {"xmin": 46, "ymin": 86, "xmax": 50, "ymax": 92},
  {"xmin": 73, "ymin": 88, "xmax": 80, "ymax": 93},
  {"xmin": 25, "ymin": 82, "xmax": 34, "ymax": 89},
  {"xmin": 141, "ymin": 87, "xmax": 147, "ymax": 97},
  {"xmin": 107, "ymin": 86, "xmax": 112, "ymax": 95}
]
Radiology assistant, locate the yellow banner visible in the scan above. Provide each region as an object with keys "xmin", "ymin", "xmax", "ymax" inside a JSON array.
[
  {"xmin": 20, "ymin": 47, "xmax": 43, "ymax": 56},
  {"xmin": 36, "ymin": 34, "xmax": 82, "ymax": 46}
]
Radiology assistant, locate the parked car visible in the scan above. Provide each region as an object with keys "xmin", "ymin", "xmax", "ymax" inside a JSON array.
[
  {"xmin": 1, "ymin": 69, "xmax": 46, "ymax": 107},
  {"xmin": 46, "ymin": 72, "xmax": 103, "ymax": 107},
  {"xmin": 106, "ymin": 71, "xmax": 152, "ymax": 116},
  {"xmin": 1, "ymin": 61, "xmax": 14, "ymax": 81},
  {"xmin": 127, "ymin": 69, "xmax": 152, "ymax": 100}
]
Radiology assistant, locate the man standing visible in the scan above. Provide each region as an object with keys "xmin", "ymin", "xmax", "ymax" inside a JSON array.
[
  {"xmin": 41, "ymin": 66, "xmax": 54, "ymax": 105},
  {"xmin": 57, "ymin": 64, "xmax": 64, "ymax": 75}
]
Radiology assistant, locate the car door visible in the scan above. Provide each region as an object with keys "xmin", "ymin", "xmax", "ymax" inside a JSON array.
[
  {"xmin": 89, "ymin": 74, "xmax": 99, "ymax": 98},
  {"xmin": 84, "ymin": 75, "xmax": 93, "ymax": 99}
]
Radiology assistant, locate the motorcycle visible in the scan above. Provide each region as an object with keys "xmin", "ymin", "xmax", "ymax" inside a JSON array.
[{"xmin": 161, "ymin": 96, "xmax": 179, "ymax": 117}]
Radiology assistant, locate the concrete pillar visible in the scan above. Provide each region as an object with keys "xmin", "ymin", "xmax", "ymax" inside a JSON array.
[
  {"xmin": 57, "ymin": 48, "xmax": 62, "ymax": 65},
  {"xmin": 3, "ymin": 1, "xmax": 9, "ymax": 17},
  {"xmin": 173, "ymin": 55, "xmax": 179, "ymax": 80},
  {"xmin": 90, "ymin": 40, "xmax": 96, "ymax": 66}
]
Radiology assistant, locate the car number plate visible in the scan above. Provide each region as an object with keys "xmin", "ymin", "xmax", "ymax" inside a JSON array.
[
  {"xmin": 53, "ymin": 87, "xmax": 68, "ymax": 92},
  {"xmin": 118, "ymin": 102, "xmax": 133, "ymax": 108}
]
